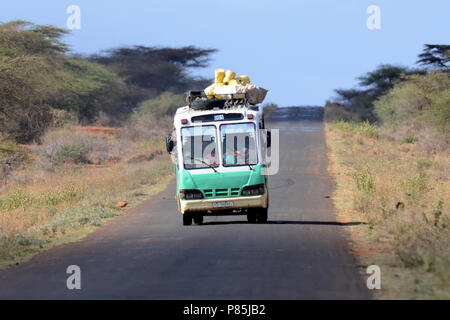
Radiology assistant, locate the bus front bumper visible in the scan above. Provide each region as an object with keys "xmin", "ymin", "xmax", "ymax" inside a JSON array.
[{"xmin": 180, "ymin": 193, "xmax": 268, "ymax": 214}]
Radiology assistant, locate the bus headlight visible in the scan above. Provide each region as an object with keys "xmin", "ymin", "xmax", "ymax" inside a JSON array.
[
  {"xmin": 241, "ymin": 184, "xmax": 265, "ymax": 196},
  {"xmin": 180, "ymin": 189, "xmax": 204, "ymax": 200}
]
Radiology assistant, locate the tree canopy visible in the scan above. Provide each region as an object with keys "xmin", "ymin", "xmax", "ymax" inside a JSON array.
[
  {"xmin": 0, "ymin": 21, "xmax": 217, "ymax": 142},
  {"xmin": 357, "ymin": 64, "xmax": 423, "ymax": 93},
  {"xmin": 91, "ymin": 46, "xmax": 217, "ymax": 107},
  {"xmin": 417, "ymin": 44, "xmax": 450, "ymax": 71},
  {"xmin": 0, "ymin": 21, "xmax": 123, "ymax": 142},
  {"xmin": 0, "ymin": 20, "xmax": 69, "ymax": 56}
]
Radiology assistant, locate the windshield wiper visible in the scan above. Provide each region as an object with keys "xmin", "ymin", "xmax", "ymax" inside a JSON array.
[{"xmin": 193, "ymin": 158, "xmax": 218, "ymax": 173}]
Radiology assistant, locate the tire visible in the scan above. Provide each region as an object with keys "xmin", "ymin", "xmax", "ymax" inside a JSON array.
[
  {"xmin": 256, "ymin": 208, "xmax": 268, "ymax": 223},
  {"xmin": 183, "ymin": 213, "xmax": 193, "ymax": 226},
  {"xmin": 193, "ymin": 214, "xmax": 204, "ymax": 225},
  {"xmin": 247, "ymin": 212, "xmax": 257, "ymax": 223}
]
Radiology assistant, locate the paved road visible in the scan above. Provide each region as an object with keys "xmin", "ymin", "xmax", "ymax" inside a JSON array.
[{"xmin": 0, "ymin": 107, "xmax": 370, "ymax": 299}]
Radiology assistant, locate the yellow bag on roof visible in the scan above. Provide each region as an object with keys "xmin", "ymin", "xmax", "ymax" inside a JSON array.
[
  {"xmin": 205, "ymin": 82, "xmax": 226, "ymax": 97},
  {"xmin": 223, "ymin": 70, "xmax": 236, "ymax": 84},
  {"xmin": 215, "ymin": 69, "xmax": 225, "ymax": 84},
  {"xmin": 236, "ymin": 75, "xmax": 251, "ymax": 85},
  {"xmin": 204, "ymin": 83, "xmax": 216, "ymax": 96}
]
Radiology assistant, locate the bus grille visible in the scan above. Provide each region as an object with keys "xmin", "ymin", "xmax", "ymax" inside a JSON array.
[{"xmin": 202, "ymin": 188, "xmax": 242, "ymax": 198}]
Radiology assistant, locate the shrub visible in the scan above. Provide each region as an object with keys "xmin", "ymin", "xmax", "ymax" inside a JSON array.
[
  {"xmin": 33, "ymin": 128, "xmax": 112, "ymax": 167},
  {"xmin": 352, "ymin": 167, "xmax": 375, "ymax": 194},
  {"xmin": 334, "ymin": 121, "xmax": 379, "ymax": 139},
  {"xmin": 400, "ymin": 173, "xmax": 429, "ymax": 205},
  {"xmin": 374, "ymin": 71, "xmax": 450, "ymax": 133},
  {"xmin": 401, "ymin": 134, "xmax": 416, "ymax": 144},
  {"xmin": 335, "ymin": 120, "xmax": 354, "ymax": 133},
  {"xmin": 123, "ymin": 92, "xmax": 180, "ymax": 141},
  {"xmin": 0, "ymin": 138, "xmax": 28, "ymax": 183},
  {"xmin": 431, "ymin": 89, "xmax": 450, "ymax": 133},
  {"xmin": 324, "ymin": 103, "xmax": 359, "ymax": 122},
  {"xmin": 355, "ymin": 121, "xmax": 379, "ymax": 139},
  {"xmin": 134, "ymin": 92, "xmax": 185, "ymax": 119},
  {"xmin": 0, "ymin": 188, "xmax": 33, "ymax": 211},
  {"xmin": 54, "ymin": 144, "xmax": 85, "ymax": 164},
  {"xmin": 40, "ymin": 184, "xmax": 80, "ymax": 207}
]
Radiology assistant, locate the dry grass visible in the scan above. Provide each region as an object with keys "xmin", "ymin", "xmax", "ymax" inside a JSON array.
[
  {"xmin": 326, "ymin": 121, "xmax": 449, "ymax": 299},
  {"xmin": 0, "ymin": 126, "xmax": 174, "ymax": 268}
]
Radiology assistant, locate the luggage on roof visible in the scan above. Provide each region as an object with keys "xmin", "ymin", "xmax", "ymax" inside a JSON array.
[{"xmin": 188, "ymin": 69, "xmax": 268, "ymax": 110}]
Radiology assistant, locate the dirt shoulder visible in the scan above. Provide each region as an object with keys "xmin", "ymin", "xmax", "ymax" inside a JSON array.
[
  {"xmin": 325, "ymin": 122, "xmax": 449, "ymax": 299},
  {"xmin": 0, "ymin": 127, "xmax": 175, "ymax": 269}
]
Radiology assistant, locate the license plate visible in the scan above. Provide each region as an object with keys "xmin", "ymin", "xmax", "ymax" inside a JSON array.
[{"xmin": 212, "ymin": 201, "xmax": 234, "ymax": 208}]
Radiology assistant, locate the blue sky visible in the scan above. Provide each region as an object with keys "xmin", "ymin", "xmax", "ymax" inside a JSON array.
[{"xmin": 1, "ymin": 0, "xmax": 449, "ymax": 106}]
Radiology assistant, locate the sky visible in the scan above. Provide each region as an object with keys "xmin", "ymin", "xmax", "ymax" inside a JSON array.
[{"xmin": 1, "ymin": 0, "xmax": 449, "ymax": 106}]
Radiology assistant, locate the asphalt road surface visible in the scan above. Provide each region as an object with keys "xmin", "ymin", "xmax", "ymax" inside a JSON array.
[{"xmin": 0, "ymin": 107, "xmax": 370, "ymax": 299}]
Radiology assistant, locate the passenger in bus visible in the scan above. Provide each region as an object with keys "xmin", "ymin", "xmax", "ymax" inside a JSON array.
[{"xmin": 205, "ymin": 149, "xmax": 218, "ymax": 166}]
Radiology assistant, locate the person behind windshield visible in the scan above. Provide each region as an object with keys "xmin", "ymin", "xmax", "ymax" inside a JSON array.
[
  {"xmin": 223, "ymin": 146, "xmax": 252, "ymax": 165},
  {"xmin": 223, "ymin": 150, "xmax": 236, "ymax": 165},
  {"xmin": 204, "ymin": 149, "xmax": 218, "ymax": 167}
]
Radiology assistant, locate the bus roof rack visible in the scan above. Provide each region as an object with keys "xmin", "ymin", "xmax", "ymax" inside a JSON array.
[{"xmin": 187, "ymin": 90, "xmax": 251, "ymax": 110}]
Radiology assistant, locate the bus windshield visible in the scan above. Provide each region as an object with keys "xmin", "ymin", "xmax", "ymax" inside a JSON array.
[
  {"xmin": 221, "ymin": 123, "xmax": 258, "ymax": 167},
  {"xmin": 181, "ymin": 126, "xmax": 218, "ymax": 169}
]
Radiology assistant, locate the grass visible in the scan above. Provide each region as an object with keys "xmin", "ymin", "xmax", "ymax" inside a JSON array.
[
  {"xmin": 0, "ymin": 128, "xmax": 174, "ymax": 269},
  {"xmin": 325, "ymin": 121, "xmax": 449, "ymax": 299},
  {"xmin": 401, "ymin": 134, "xmax": 416, "ymax": 144},
  {"xmin": 335, "ymin": 120, "xmax": 379, "ymax": 139}
]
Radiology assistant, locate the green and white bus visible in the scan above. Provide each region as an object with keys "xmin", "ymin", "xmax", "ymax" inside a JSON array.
[{"xmin": 166, "ymin": 92, "xmax": 271, "ymax": 226}]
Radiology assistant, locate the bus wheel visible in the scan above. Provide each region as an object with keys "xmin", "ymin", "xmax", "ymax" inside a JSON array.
[
  {"xmin": 256, "ymin": 208, "xmax": 268, "ymax": 223},
  {"xmin": 183, "ymin": 213, "xmax": 193, "ymax": 226},
  {"xmin": 247, "ymin": 211, "xmax": 257, "ymax": 223},
  {"xmin": 193, "ymin": 214, "xmax": 204, "ymax": 225}
]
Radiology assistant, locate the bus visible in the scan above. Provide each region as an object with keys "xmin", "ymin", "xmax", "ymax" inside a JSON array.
[{"xmin": 166, "ymin": 92, "xmax": 271, "ymax": 226}]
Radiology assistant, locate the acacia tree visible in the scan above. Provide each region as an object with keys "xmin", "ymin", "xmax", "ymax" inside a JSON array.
[
  {"xmin": 357, "ymin": 64, "xmax": 423, "ymax": 94},
  {"xmin": 91, "ymin": 46, "xmax": 217, "ymax": 110},
  {"xmin": 417, "ymin": 44, "xmax": 450, "ymax": 71},
  {"xmin": 0, "ymin": 21, "xmax": 66, "ymax": 142},
  {"xmin": 0, "ymin": 21, "xmax": 125, "ymax": 141}
]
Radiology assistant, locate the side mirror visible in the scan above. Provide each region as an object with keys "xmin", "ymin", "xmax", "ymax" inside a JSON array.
[
  {"xmin": 267, "ymin": 130, "xmax": 272, "ymax": 148},
  {"xmin": 166, "ymin": 135, "xmax": 174, "ymax": 153}
]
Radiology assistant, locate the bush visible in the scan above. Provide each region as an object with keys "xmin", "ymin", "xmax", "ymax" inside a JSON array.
[
  {"xmin": 334, "ymin": 120, "xmax": 379, "ymax": 139},
  {"xmin": 0, "ymin": 21, "xmax": 126, "ymax": 142},
  {"xmin": 0, "ymin": 188, "xmax": 33, "ymax": 211},
  {"xmin": 431, "ymin": 89, "xmax": 450, "ymax": 133},
  {"xmin": 123, "ymin": 92, "xmax": 182, "ymax": 141},
  {"xmin": 400, "ymin": 173, "xmax": 429, "ymax": 205},
  {"xmin": 0, "ymin": 138, "xmax": 28, "ymax": 183},
  {"xmin": 324, "ymin": 103, "xmax": 360, "ymax": 122},
  {"xmin": 355, "ymin": 121, "xmax": 379, "ymax": 139},
  {"xmin": 352, "ymin": 167, "xmax": 375, "ymax": 194},
  {"xmin": 134, "ymin": 92, "xmax": 186, "ymax": 119},
  {"xmin": 40, "ymin": 184, "xmax": 80, "ymax": 207},
  {"xmin": 374, "ymin": 71, "xmax": 450, "ymax": 132},
  {"xmin": 54, "ymin": 144, "xmax": 85, "ymax": 164},
  {"xmin": 401, "ymin": 134, "xmax": 416, "ymax": 144},
  {"xmin": 33, "ymin": 128, "xmax": 112, "ymax": 167},
  {"xmin": 334, "ymin": 120, "xmax": 352, "ymax": 132}
]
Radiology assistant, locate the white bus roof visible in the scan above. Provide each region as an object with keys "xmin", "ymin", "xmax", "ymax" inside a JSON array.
[{"xmin": 174, "ymin": 104, "xmax": 263, "ymax": 122}]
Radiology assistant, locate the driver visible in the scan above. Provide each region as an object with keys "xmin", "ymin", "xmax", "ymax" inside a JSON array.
[{"xmin": 205, "ymin": 149, "xmax": 218, "ymax": 166}]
